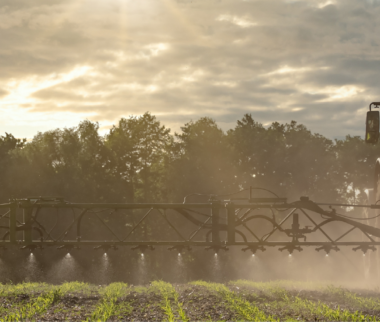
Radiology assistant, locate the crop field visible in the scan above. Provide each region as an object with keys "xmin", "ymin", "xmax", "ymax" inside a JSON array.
[{"xmin": 1, "ymin": 280, "xmax": 380, "ymax": 321}]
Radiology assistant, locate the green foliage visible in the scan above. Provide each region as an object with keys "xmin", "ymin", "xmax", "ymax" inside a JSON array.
[
  {"xmin": 89, "ymin": 282, "xmax": 129, "ymax": 321},
  {"xmin": 0, "ymin": 282, "xmax": 93, "ymax": 322},
  {"xmin": 1, "ymin": 287, "xmax": 62, "ymax": 322},
  {"xmin": 282, "ymin": 296, "xmax": 377, "ymax": 321},
  {"xmin": 228, "ymin": 115, "xmax": 340, "ymax": 201},
  {"xmin": 168, "ymin": 117, "xmax": 235, "ymax": 200},
  {"xmin": 106, "ymin": 112, "xmax": 172, "ymax": 202},
  {"xmin": 192, "ymin": 281, "xmax": 277, "ymax": 321},
  {"xmin": 152, "ymin": 281, "xmax": 189, "ymax": 322},
  {"xmin": 2, "ymin": 111, "xmax": 374, "ymax": 205},
  {"xmin": 230, "ymin": 280, "xmax": 378, "ymax": 321},
  {"xmin": 59, "ymin": 281, "xmax": 96, "ymax": 295},
  {"xmin": 0, "ymin": 282, "xmax": 52, "ymax": 297},
  {"xmin": 230, "ymin": 280, "xmax": 327, "ymax": 292},
  {"xmin": 325, "ymin": 285, "xmax": 380, "ymax": 311},
  {"xmin": 1, "ymin": 281, "xmax": 380, "ymax": 321}
]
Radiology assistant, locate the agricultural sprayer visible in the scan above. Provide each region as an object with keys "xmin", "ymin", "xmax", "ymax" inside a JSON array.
[{"xmin": 0, "ymin": 103, "xmax": 379, "ymax": 257}]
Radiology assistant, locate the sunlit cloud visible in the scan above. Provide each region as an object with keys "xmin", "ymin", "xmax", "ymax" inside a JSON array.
[
  {"xmin": 2, "ymin": 66, "xmax": 92, "ymax": 105},
  {"xmin": 145, "ymin": 43, "xmax": 169, "ymax": 57},
  {"xmin": 304, "ymin": 86, "xmax": 364, "ymax": 102},
  {"xmin": 262, "ymin": 66, "xmax": 330, "ymax": 77},
  {"xmin": 0, "ymin": 105, "xmax": 96, "ymax": 128},
  {"xmin": 216, "ymin": 15, "xmax": 257, "ymax": 28},
  {"xmin": 213, "ymin": 81, "xmax": 237, "ymax": 87},
  {"xmin": 317, "ymin": 1, "xmax": 335, "ymax": 8},
  {"xmin": 0, "ymin": 0, "xmax": 378, "ymax": 139},
  {"xmin": 120, "ymin": 83, "xmax": 159, "ymax": 93}
]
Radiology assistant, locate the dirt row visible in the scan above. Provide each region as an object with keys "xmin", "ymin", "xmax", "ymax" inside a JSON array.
[{"xmin": 1, "ymin": 284, "xmax": 380, "ymax": 321}]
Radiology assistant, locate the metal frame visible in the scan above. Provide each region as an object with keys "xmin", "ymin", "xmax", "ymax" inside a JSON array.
[{"xmin": 1, "ymin": 196, "xmax": 380, "ymax": 255}]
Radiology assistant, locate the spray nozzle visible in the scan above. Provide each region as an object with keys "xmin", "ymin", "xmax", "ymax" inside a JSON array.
[
  {"xmin": 93, "ymin": 245, "xmax": 118, "ymax": 252},
  {"xmin": 315, "ymin": 245, "xmax": 340, "ymax": 255},
  {"xmin": 20, "ymin": 245, "xmax": 43, "ymax": 251},
  {"xmin": 57, "ymin": 245, "xmax": 80, "ymax": 251},
  {"xmin": 167, "ymin": 245, "xmax": 192, "ymax": 254},
  {"xmin": 131, "ymin": 245, "xmax": 155, "ymax": 254},
  {"xmin": 241, "ymin": 245, "xmax": 266, "ymax": 255},
  {"xmin": 205, "ymin": 245, "xmax": 228, "ymax": 254},
  {"xmin": 352, "ymin": 245, "xmax": 376, "ymax": 254},
  {"xmin": 278, "ymin": 245, "xmax": 303, "ymax": 254}
]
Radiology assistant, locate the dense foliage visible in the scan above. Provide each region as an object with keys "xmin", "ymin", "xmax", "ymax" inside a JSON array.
[{"xmin": 0, "ymin": 112, "xmax": 378, "ymax": 204}]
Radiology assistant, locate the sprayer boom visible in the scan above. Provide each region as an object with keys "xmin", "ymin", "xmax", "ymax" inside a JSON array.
[{"xmin": 0, "ymin": 193, "xmax": 378, "ymax": 256}]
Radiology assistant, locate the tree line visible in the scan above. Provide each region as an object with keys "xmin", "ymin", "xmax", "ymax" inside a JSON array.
[{"xmin": 0, "ymin": 112, "xmax": 377, "ymax": 204}]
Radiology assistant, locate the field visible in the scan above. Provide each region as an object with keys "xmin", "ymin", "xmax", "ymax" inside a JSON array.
[{"xmin": 1, "ymin": 280, "xmax": 380, "ymax": 321}]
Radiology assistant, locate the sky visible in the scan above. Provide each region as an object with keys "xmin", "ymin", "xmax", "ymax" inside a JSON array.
[{"xmin": 1, "ymin": 0, "xmax": 380, "ymax": 139}]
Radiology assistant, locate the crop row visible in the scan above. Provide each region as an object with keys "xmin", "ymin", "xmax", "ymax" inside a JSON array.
[
  {"xmin": 0, "ymin": 282, "xmax": 90, "ymax": 322},
  {"xmin": 0, "ymin": 281, "xmax": 379, "ymax": 321}
]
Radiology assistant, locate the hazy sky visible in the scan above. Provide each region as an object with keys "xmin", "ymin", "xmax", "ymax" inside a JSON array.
[{"xmin": 1, "ymin": 0, "xmax": 379, "ymax": 139}]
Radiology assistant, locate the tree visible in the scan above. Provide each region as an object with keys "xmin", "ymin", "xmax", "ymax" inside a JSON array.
[
  {"xmin": 228, "ymin": 115, "xmax": 338, "ymax": 202},
  {"xmin": 15, "ymin": 120, "xmax": 110, "ymax": 202},
  {"xmin": 227, "ymin": 114, "xmax": 286, "ymax": 196},
  {"xmin": 106, "ymin": 113, "xmax": 172, "ymax": 202},
  {"xmin": 167, "ymin": 117, "xmax": 235, "ymax": 202},
  {"xmin": 0, "ymin": 133, "xmax": 26, "ymax": 201},
  {"xmin": 334, "ymin": 135, "xmax": 379, "ymax": 203}
]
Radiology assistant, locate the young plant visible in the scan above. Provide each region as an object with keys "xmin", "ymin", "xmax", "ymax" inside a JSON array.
[
  {"xmin": 152, "ymin": 281, "xmax": 189, "ymax": 322},
  {"xmin": 191, "ymin": 281, "xmax": 278, "ymax": 322},
  {"xmin": 89, "ymin": 282, "xmax": 129, "ymax": 321},
  {"xmin": 1, "ymin": 287, "xmax": 63, "ymax": 322}
]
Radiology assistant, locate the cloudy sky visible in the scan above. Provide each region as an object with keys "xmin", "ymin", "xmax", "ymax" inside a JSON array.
[{"xmin": 1, "ymin": 0, "xmax": 379, "ymax": 139}]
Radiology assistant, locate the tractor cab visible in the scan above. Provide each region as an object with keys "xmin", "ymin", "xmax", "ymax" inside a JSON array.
[{"xmin": 365, "ymin": 102, "xmax": 380, "ymax": 144}]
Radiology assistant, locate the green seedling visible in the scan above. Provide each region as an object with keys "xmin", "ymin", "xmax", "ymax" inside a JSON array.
[
  {"xmin": 152, "ymin": 281, "xmax": 189, "ymax": 322},
  {"xmin": 89, "ymin": 282, "xmax": 129, "ymax": 322},
  {"xmin": 191, "ymin": 281, "xmax": 278, "ymax": 322}
]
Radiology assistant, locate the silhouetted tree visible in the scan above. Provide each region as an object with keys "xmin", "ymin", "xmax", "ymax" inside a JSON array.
[
  {"xmin": 106, "ymin": 112, "xmax": 172, "ymax": 202},
  {"xmin": 166, "ymin": 117, "xmax": 235, "ymax": 202}
]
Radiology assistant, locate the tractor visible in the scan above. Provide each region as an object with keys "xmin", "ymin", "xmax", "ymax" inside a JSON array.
[{"xmin": 365, "ymin": 102, "xmax": 380, "ymax": 201}]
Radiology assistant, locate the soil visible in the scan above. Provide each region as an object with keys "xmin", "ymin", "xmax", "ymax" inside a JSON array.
[
  {"xmin": 1, "ymin": 284, "xmax": 380, "ymax": 321},
  {"xmin": 176, "ymin": 284, "xmax": 237, "ymax": 321}
]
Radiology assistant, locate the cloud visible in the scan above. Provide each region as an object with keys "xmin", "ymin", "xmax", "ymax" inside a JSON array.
[
  {"xmin": 0, "ymin": 88, "xmax": 8, "ymax": 97},
  {"xmin": 0, "ymin": 0, "xmax": 379, "ymax": 139},
  {"xmin": 216, "ymin": 14, "xmax": 257, "ymax": 28}
]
